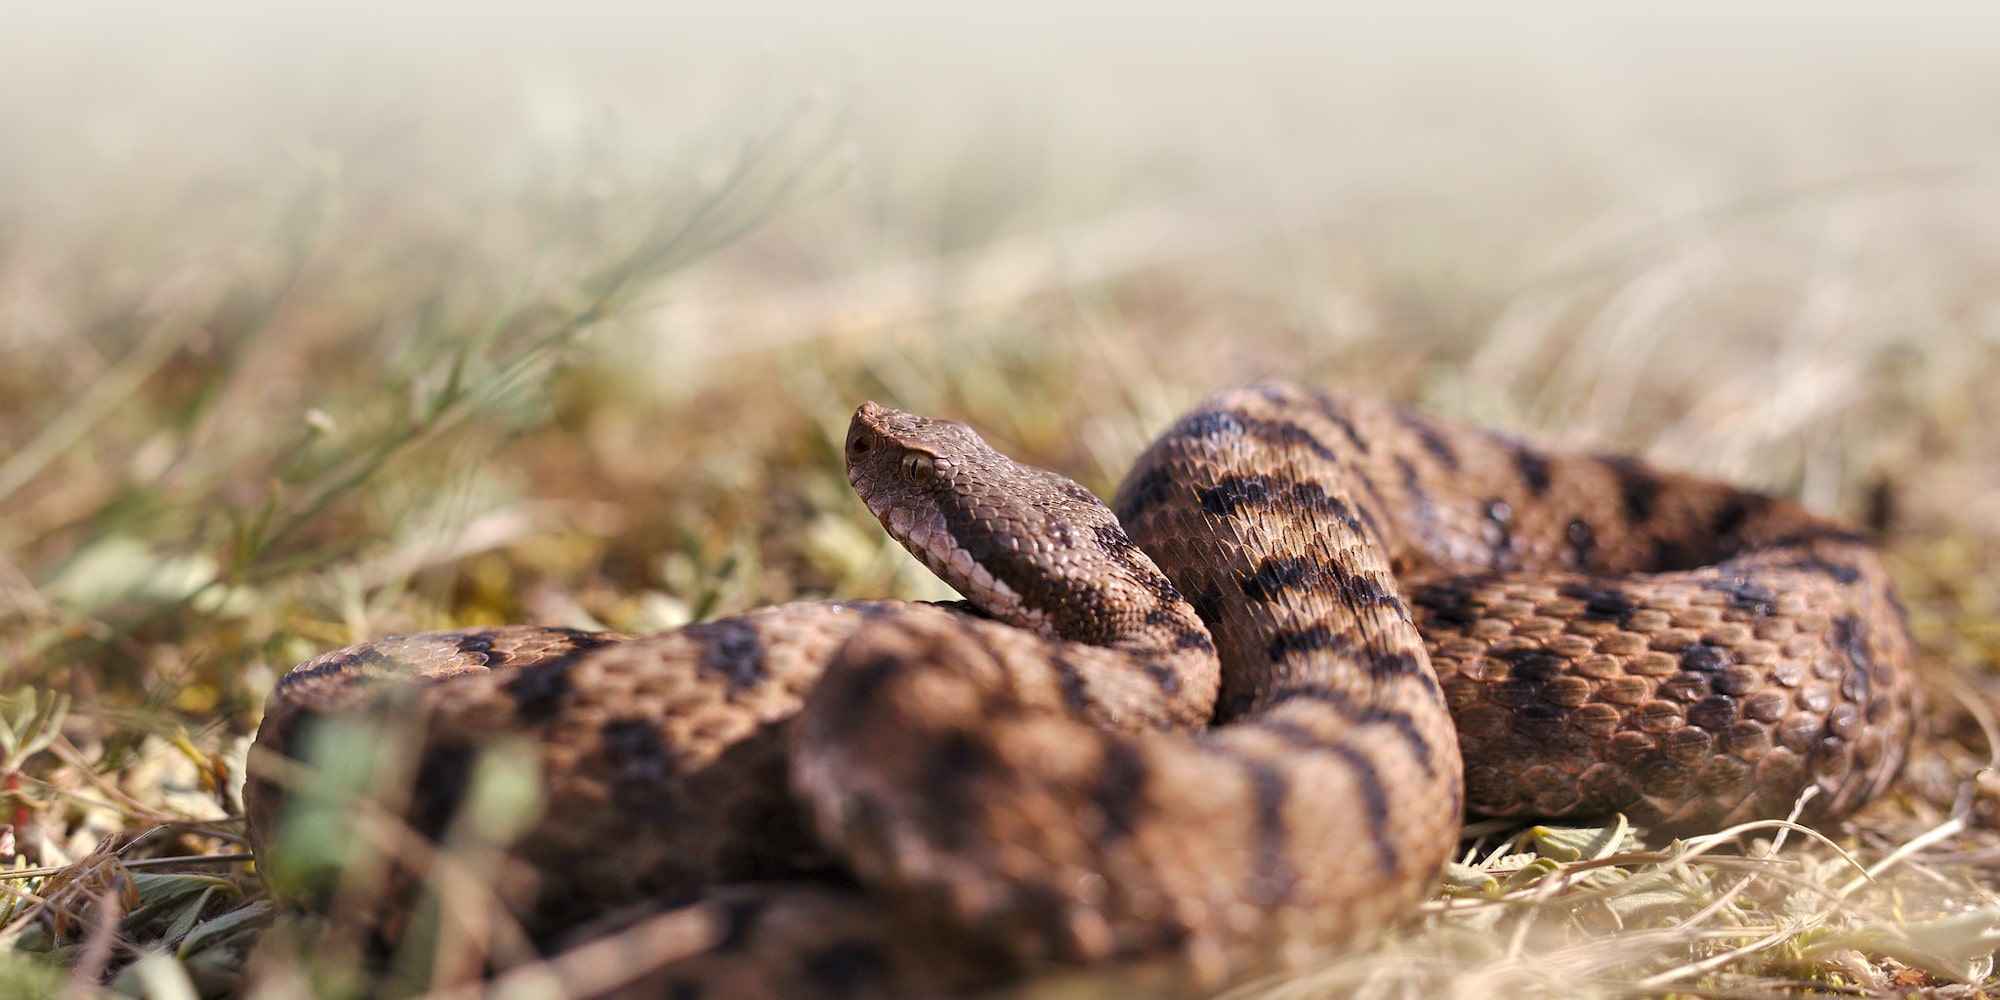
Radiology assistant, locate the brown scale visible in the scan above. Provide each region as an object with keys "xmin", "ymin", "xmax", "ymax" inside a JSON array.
[
  {"xmin": 244, "ymin": 384, "xmax": 1918, "ymax": 999},
  {"xmin": 1179, "ymin": 385, "xmax": 1919, "ymax": 834}
]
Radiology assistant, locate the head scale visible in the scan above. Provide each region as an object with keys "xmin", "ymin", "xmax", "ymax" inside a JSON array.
[{"xmin": 845, "ymin": 401, "xmax": 1179, "ymax": 644}]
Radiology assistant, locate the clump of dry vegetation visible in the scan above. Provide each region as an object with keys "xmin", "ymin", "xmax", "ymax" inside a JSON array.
[{"xmin": 3, "ymin": 6, "xmax": 1998, "ymax": 997}]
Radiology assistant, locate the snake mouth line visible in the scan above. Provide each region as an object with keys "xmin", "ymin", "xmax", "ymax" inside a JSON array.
[{"xmin": 854, "ymin": 475, "xmax": 1049, "ymax": 635}]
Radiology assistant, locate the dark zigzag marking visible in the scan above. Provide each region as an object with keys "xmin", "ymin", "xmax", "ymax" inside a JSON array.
[
  {"xmin": 1195, "ymin": 475, "xmax": 1364, "ymax": 534},
  {"xmin": 694, "ymin": 617, "xmax": 768, "ymax": 690},
  {"xmin": 276, "ymin": 644, "xmax": 401, "ymax": 689},
  {"xmin": 1602, "ymin": 456, "xmax": 1661, "ymax": 523},
  {"xmin": 1833, "ymin": 613, "xmax": 1873, "ymax": 679},
  {"xmin": 1173, "ymin": 407, "xmax": 1340, "ymax": 465},
  {"xmin": 1369, "ymin": 650, "xmax": 1426, "ymax": 680},
  {"xmin": 1094, "ymin": 741, "xmax": 1151, "ymax": 839},
  {"xmin": 1265, "ymin": 624, "xmax": 1356, "ymax": 661},
  {"xmin": 921, "ymin": 729, "xmax": 1001, "ymax": 852},
  {"xmin": 1709, "ymin": 494, "xmax": 1761, "ymax": 540},
  {"xmin": 1397, "ymin": 409, "xmax": 1460, "ymax": 471},
  {"xmin": 1118, "ymin": 464, "xmax": 1180, "ymax": 517},
  {"xmin": 1350, "ymin": 469, "xmax": 1390, "ymax": 548},
  {"xmin": 1699, "ymin": 576, "xmax": 1778, "ymax": 617},
  {"xmin": 1145, "ymin": 606, "xmax": 1216, "ymax": 654},
  {"xmin": 815, "ymin": 651, "xmax": 905, "ymax": 734},
  {"xmin": 602, "ymin": 718, "xmax": 684, "ymax": 822},
  {"xmin": 1241, "ymin": 557, "xmax": 1405, "ymax": 616},
  {"xmin": 1249, "ymin": 721, "xmax": 1402, "ymax": 879},
  {"xmin": 1047, "ymin": 651, "xmax": 1093, "ymax": 716},
  {"xmin": 1757, "ymin": 528, "xmax": 1872, "ymax": 588},
  {"xmin": 1310, "ymin": 392, "xmax": 1371, "ymax": 453},
  {"xmin": 1509, "ymin": 440, "xmax": 1553, "ymax": 496},
  {"xmin": 408, "ymin": 744, "xmax": 474, "ymax": 839},
  {"xmin": 959, "ymin": 623, "xmax": 1094, "ymax": 718},
  {"xmin": 1396, "ymin": 456, "xmax": 1439, "ymax": 543},
  {"xmin": 1203, "ymin": 745, "xmax": 1301, "ymax": 906},
  {"xmin": 1559, "ymin": 581, "xmax": 1641, "ymax": 626},
  {"xmin": 932, "ymin": 485, "xmax": 1135, "ymax": 644},
  {"xmin": 1255, "ymin": 683, "xmax": 1438, "ymax": 775},
  {"xmin": 1240, "ymin": 556, "xmax": 1320, "ymax": 602},
  {"xmin": 1091, "ymin": 523, "xmax": 1182, "ymax": 604},
  {"xmin": 452, "ymin": 632, "xmax": 494, "ymax": 657},
  {"xmin": 276, "ymin": 628, "xmax": 621, "ymax": 692},
  {"xmin": 506, "ymin": 659, "xmax": 583, "ymax": 723}
]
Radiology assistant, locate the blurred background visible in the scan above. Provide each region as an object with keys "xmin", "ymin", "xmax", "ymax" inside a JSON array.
[{"xmin": 3, "ymin": 2, "xmax": 1998, "ymax": 996}]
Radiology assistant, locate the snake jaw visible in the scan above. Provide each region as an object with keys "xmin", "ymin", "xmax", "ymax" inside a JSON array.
[
  {"xmin": 848, "ymin": 401, "xmax": 1052, "ymax": 634},
  {"xmin": 847, "ymin": 400, "xmax": 1210, "ymax": 652}
]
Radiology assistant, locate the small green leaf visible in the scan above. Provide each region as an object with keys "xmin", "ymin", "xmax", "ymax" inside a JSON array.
[
  {"xmin": 1527, "ymin": 818, "xmax": 1633, "ymax": 863},
  {"xmin": 176, "ymin": 900, "xmax": 273, "ymax": 958},
  {"xmin": 1440, "ymin": 862, "xmax": 1500, "ymax": 897}
]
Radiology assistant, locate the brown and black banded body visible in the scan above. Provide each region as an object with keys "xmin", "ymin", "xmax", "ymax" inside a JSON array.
[
  {"xmin": 1122, "ymin": 384, "xmax": 1915, "ymax": 832},
  {"xmin": 244, "ymin": 383, "xmax": 1918, "ymax": 999}
]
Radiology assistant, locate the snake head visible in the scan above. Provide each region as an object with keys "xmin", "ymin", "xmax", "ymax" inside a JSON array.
[{"xmin": 846, "ymin": 401, "xmax": 1191, "ymax": 646}]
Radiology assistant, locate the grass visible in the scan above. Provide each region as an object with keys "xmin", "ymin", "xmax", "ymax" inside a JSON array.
[{"xmin": 3, "ymin": 26, "xmax": 2000, "ymax": 1000}]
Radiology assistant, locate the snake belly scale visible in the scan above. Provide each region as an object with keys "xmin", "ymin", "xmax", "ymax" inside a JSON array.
[{"xmin": 244, "ymin": 383, "xmax": 1918, "ymax": 997}]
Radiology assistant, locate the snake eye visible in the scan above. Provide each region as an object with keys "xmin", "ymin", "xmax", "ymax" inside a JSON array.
[{"xmin": 899, "ymin": 451, "xmax": 936, "ymax": 484}]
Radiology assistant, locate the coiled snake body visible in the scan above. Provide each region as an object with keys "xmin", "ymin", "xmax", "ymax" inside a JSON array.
[{"xmin": 245, "ymin": 384, "xmax": 1918, "ymax": 997}]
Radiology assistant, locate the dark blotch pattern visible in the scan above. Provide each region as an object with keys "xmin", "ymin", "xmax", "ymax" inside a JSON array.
[
  {"xmin": 1561, "ymin": 582, "xmax": 1641, "ymax": 625},
  {"xmin": 1201, "ymin": 750, "xmax": 1301, "ymax": 907},
  {"xmin": 1048, "ymin": 652, "xmax": 1093, "ymax": 715},
  {"xmin": 453, "ymin": 632, "xmax": 496, "ymax": 658},
  {"xmin": 1120, "ymin": 465, "xmax": 1181, "ymax": 516},
  {"xmin": 603, "ymin": 718, "xmax": 680, "ymax": 820},
  {"xmin": 1241, "ymin": 556, "xmax": 1322, "ymax": 602},
  {"xmin": 505, "ymin": 661, "xmax": 577, "ymax": 723},
  {"xmin": 1833, "ymin": 616, "xmax": 1871, "ymax": 672},
  {"xmin": 1319, "ymin": 743, "xmax": 1398, "ymax": 878},
  {"xmin": 1509, "ymin": 442, "xmax": 1553, "ymax": 495},
  {"xmin": 1710, "ymin": 496, "xmax": 1758, "ymax": 539},
  {"xmin": 1409, "ymin": 578, "xmax": 1483, "ymax": 629},
  {"xmin": 1266, "ymin": 625, "xmax": 1357, "ymax": 660},
  {"xmin": 1310, "ymin": 393, "xmax": 1371, "ymax": 452},
  {"xmin": 696, "ymin": 618, "xmax": 768, "ymax": 690},
  {"xmin": 1680, "ymin": 643, "xmax": 1729, "ymax": 674},
  {"xmin": 1398, "ymin": 410, "xmax": 1459, "ymax": 471},
  {"xmin": 1396, "ymin": 456, "xmax": 1439, "ymax": 541},
  {"xmin": 1604, "ymin": 457, "xmax": 1661, "ymax": 523},
  {"xmin": 922, "ymin": 730, "xmax": 1000, "ymax": 850},
  {"xmin": 1701, "ymin": 577, "xmax": 1778, "ymax": 617},
  {"xmin": 1258, "ymin": 684, "xmax": 1439, "ymax": 775},
  {"xmin": 1176, "ymin": 408, "xmax": 1342, "ymax": 466},
  {"xmin": 1094, "ymin": 742, "xmax": 1151, "ymax": 839},
  {"xmin": 275, "ymin": 644, "xmax": 401, "ymax": 690},
  {"xmin": 1194, "ymin": 476, "xmax": 1361, "ymax": 534},
  {"xmin": 1369, "ymin": 651, "xmax": 1426, "ymax": 680}
]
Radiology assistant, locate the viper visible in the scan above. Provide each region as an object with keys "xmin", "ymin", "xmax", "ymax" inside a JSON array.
[{"xmin": 245, "ymin": 383, "xmax": 1917, "ymax": 997}]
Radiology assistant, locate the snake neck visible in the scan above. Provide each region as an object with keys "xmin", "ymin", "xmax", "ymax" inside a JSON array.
[{"xmin": 845, "ymin": 401, "xmax": 1213, "ymax": 660}]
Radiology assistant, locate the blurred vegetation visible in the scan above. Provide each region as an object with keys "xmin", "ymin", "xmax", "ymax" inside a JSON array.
[{"xmin": 3, "ymin": 5, "xmax": 1999, "ymax": 997}]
